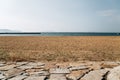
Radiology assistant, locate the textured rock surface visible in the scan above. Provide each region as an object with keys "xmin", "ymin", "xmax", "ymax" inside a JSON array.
[
  {"xmin": 24, "ymin": 76, "xmax": 46, "ymax": 80},
  {"xmin": 0, "ymin": 73, "xmax": 5, "ymax": 79},
  {"xmin": 0, "ymin": 64, "xmax": 17, "ymax": 70},
  {"xmin": 50, "ymin": 74, "xmax": 67, "ymax": 80},
  {"xmin": 80, "ymin": 69, "xmax": 109, "ymax": 80},
  {"xmin": 50, "ymin": 68, "xmax": 70, "ymax": 74},
  {"xmin": 0, "ymin": 61, "xmax": 119, "ymax": 80},
  {"xmin": 49, "ymin": 68, "xmax": 70, "ymax": 80},
  {"xmin": 107, "ymin": 66, "xmax": 120, "ymax": 80},
  {"xmin": 67, "ymin": 69, "xmax": 90, "ymax": 80},
  {"xmin": 4, "ymin": 68, "xmax": 24, "ymax": 79},
  {"xmin": 8, "ymin": 75, "xmax": 27, "ymax": 80},
  {"xmin": 69, "ymin": 66, "xmax": 89, "ymax": 71}
]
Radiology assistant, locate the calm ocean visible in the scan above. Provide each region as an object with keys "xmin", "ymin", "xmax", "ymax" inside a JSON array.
[{"xmin": 0, "ymin": 32, "xmax": 119, "ymax": 36}]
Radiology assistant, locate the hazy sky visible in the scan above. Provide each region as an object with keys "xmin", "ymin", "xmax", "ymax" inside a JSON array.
[{"xmin": 0, "ymin": 0, "xmax": 120, "ymax": 32}]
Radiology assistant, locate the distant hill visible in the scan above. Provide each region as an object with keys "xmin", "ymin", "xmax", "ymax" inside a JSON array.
[{"xmin": 0, "ymin": 29, "xmax": 21, "ymax": 33}]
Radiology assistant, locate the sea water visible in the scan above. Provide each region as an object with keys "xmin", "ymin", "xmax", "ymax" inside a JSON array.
[{"xmin": 0, "ymin": 32, "xmax": 119, "ymax": 36}]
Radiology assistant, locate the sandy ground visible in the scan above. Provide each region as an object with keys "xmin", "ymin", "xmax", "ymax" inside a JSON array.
[{"xmin": 0, "ymin": 36, "xmax": 120, "ymax": 61}]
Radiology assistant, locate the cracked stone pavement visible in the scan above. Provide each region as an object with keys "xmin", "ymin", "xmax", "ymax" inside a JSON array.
[{"xmin": 0, "ymin": 61, "xmax": 120, "ymax": 80}]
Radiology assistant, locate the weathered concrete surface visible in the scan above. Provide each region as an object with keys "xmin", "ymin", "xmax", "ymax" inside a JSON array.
[{"xmin": 107, "ymin": 66, "xmax": 120, "ymax": 80}]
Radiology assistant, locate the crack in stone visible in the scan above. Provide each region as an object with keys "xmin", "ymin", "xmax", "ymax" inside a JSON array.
[
  {"xmin": 77, "ymin": 69, "xmax": 93, "ymax": 80},
  {"xmin": 101, "ymin": 71, "xmax": 109, "ymax": 80}
]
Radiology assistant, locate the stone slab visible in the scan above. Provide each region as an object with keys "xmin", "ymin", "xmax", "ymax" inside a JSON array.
[
  {"xmin": 81, "ymin": 69, "xmax": 109, "ymax": 80},
  {"xmin": 8, "ymin": 75, "xmax": 27, "ymax": 80},
  {"xmin": 17, "ymin": 65, "xmax": 34, "ymax": 70},
  {"xmin": 50, "ymin": 74, "xmax": 67, "ymax": 80},
  {"xmin": 0, "ymin": 73, "xmax": 5, "ymax": 79},
  {"xmin": 50, "ymin": 68, "xmax": 70, "ymax": 74},
  {"xmin": 0, "ymin": 64, "xmax": 17, "ymax": 71},
  {"xmin": 4, "ymin": 68, "xmax": 24, "ymax": 79},
  {"xmin": 27, "ymin": 62, "xmax": 45, "ymax": 69},
  {"xmin": 24, "ymin": 76, "xmax": 46, "ymax": 80},
  {"xmin": 107, "ymin": 66, "xmax": 120, "ymax": 80},
  {"xmin": 67, "ymin": 70, "xmax": 90, "ymax": 80},
  {"xmin": 16, "ymin": 62, "xmax": 28, "ymax": 66},
  {"xmin": 0, "ymin": 63, "xmax": 5, "ymax": 67},
  {"xmin": 69, "ymin": 66, "xmax": 89, "ymax": 71},
  {"xmin": 29, "ymin": 71, "xmax": 49, "ymax": 76}
]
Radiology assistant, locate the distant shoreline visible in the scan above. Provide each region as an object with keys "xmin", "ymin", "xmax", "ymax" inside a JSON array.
[{"xmin": 0, "ymin": 32, "xmax": 119, "ymax": 36}]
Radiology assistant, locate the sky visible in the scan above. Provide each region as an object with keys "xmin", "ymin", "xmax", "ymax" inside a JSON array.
[{"xmin": 0, "ymin": 0, "xmax": 120, "ymax": 32}]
